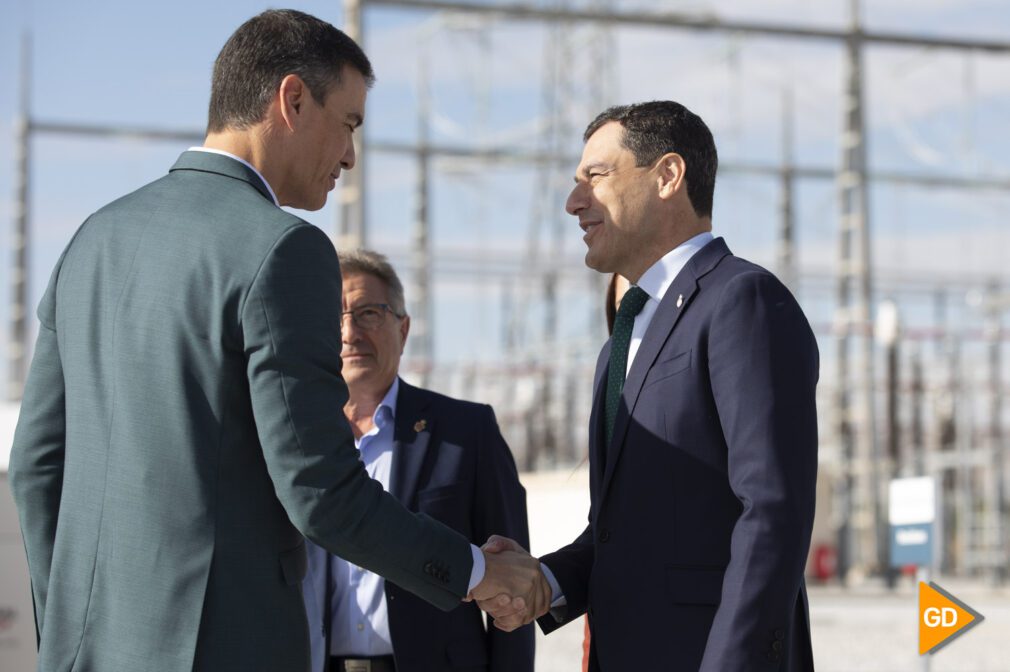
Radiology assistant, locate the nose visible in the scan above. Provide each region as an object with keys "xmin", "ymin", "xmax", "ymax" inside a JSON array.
[
  {"xmin": 341, "ymin": 136, "xmax": 357, "ymax": 171},
  {"xmin": 566, "ymin": 182, "xmax": 587, "ymax": 216},
  {"xmin": 340, "ymin": 313, "xmax": 362, "ymax": 343}
]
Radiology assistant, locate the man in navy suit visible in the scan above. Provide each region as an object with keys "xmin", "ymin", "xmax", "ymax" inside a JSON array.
[
  {"xmin": 304, "ymin": 250, "xmax": 534, "ymax": 672},
  {"xmin": 481, "ymin": 101, "xmax": 819, "ymax": 671}
]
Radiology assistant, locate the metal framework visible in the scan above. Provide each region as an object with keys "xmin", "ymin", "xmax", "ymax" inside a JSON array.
[{"xmin": 8, "ymin": 1, "xmax": 1010, "ymax": 582}]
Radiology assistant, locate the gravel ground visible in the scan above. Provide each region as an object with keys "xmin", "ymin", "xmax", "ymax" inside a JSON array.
[{"xmin": 531, "ymin": 580, "xmax": 1010, "ymax": 672}]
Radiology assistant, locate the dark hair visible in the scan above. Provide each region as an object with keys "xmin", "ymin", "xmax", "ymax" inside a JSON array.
[
  {"xmin": 207, "ymin": 9, "xmax": 375, "ymax": 133},
  {"xmin": 584, "ymin": 101, "xmax": 718, "ymax": 218}
]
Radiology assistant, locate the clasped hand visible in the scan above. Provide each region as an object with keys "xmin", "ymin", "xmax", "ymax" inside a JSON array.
[{"xmin": 466, "ymin": 535, "xmax": 551, "ymax": 631}]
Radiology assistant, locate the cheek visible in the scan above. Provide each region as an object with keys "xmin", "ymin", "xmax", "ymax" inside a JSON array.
[
  {"xmin": 314, "ymin": 136, "xmax": 336, "ymax": 167},
  {"xmin": 613, "ymin": 187, "xmax": 647, "ymax": 228},
  {"xmin": 379, "ymin": 334, "xmax": 401, "ymax": 370},
  {"xmin": 332, "ymin": 133, "xmax": 351, "ymax": 160},
  {"xmin": 599, "ymin": 192, "xmax": 626, "ymax": 231}
]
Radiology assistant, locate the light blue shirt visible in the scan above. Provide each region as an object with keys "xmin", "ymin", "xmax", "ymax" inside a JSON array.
[
  {"xmin": 329, "ymin": 378, "xmax": 400, "ymax": 656},
  {"xmin": 542, "ymin": 231, "xmax": 716, "ymax": 611}
]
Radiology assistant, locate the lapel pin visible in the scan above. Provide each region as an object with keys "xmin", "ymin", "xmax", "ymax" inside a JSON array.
[
  {"xmin": 413, "ymin": 419, "xmax": 427, "ymax": 433},
  {"xmin": 676, "ymin": 294, "xmax": 684, "ymax": 308}
]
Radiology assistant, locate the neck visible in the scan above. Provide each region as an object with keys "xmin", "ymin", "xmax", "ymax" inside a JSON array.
[
  {"xmin": 204, "ymin": 125, "xmax": 286, "ymax": 202},
  {"xmin": 343, "ymin": 386, "xmax": 389, "ymax": 438},
  {"xmin": 625, "ymin": 218, "xmax": 712, "ymax": 283}
]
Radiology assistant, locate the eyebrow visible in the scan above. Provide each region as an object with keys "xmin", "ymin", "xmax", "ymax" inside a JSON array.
[{"xmin": 574, "ymin": 161, "xmax": 610, "ymax": 183}]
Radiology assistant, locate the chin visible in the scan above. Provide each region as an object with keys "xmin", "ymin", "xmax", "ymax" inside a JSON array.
[
  {"xmin": 342, "ymin": 370, "xmax": 368, "ymax": 387},
  {"xmin": 303, "ymin": 195, "xmax": 327, "ymax": 212},
  {"xmin": 584, "ymin": 249, "xmax": 609, "ymax": 273},
  {"xmin": 288, "ymin": 188, "xmax": 329, "ymax": 211}
]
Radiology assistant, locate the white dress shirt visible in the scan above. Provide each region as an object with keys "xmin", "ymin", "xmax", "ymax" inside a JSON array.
[
  {"xmin": 626, "ymin": 231, "xmax": 714, "ymax": 373},
  {"xmin": 542, "ymin": 231, "xmax": 716, "ymax": 610}
]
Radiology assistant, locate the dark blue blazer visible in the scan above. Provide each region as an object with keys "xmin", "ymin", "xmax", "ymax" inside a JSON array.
[
  {"xmin": 303, "ymin": 380, "xmax": 534, "ymax": 672},
  {"xmin": 540, "ymin": 238, "xmax": 819, "ymax": 671}
]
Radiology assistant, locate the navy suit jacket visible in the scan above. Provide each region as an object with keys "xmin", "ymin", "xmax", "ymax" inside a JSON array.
[
  {"xmin": 303, "ymin": 380, "xmax": 534, "ymax": 672},
  {"xmin": 540, "ymin": 238, "xmax": 819, "ymax": 671}
]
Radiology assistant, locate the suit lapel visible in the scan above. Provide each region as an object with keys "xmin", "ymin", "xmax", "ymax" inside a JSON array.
[
  {"xmin": 599, "ymin": 238, "xmax": 732, "ymax": 505},
  {"xmin": 390, "ymin": 380, "xmax": 434, "ymax": 507}
]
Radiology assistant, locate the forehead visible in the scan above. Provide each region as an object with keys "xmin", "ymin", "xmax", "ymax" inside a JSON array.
[
  {"xmin": 578, "ymin": 121, "xmax": 633, "ymax": 171},
  {"xmin": 342, "ymin": 272, "xmax": 387, "ymax": 302}
]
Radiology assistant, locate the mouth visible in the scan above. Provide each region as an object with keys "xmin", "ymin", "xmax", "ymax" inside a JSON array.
[
  {"xmin": 580, "ymin": 219, "xmax": 602, "ymax": 244},
  {"xmin": 342, "ymin": 352, "xmax": 372, "ymax": 361}
]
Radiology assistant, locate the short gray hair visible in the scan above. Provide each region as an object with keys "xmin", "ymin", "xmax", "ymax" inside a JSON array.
[{"xmin": 337, "ymin": 249, "xmax": 407, "ymax": 317}]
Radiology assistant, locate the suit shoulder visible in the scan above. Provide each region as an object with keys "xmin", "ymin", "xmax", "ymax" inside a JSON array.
[
  {"xmin": 415, "ymin": 387, "xmax": 493, "ymax": 421},
  {"xmin": 404, "ymin": 386, "xmax": 501, "ymax": 443},
  {"xmin": 705, "ymin": 254, "xmax": 793, "ymax": 297},
  {"xmin": 86, "ymin": 170, "xmax": 307, "ymax": 239},
  {"xmin": 712, "ymin": 254, "xmax": 778, "ymax": 281},
  {"xmin": 704, "ymin": 255, "xmax": 815, "ymax": 346}
]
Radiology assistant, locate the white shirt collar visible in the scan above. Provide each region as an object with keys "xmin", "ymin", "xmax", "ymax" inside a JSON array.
[
  {"xmin": 635, "ymin": 232, "xmax": 715, "ymax": 303},
  {"xmin": 187, "ymin": 146, "xmax": 279, "ymax": 206}
]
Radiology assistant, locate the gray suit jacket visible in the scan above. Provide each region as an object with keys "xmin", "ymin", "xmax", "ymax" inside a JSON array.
[{"xmin": 8, "ymin": 151, "xmax": 472, "ymax": 672}]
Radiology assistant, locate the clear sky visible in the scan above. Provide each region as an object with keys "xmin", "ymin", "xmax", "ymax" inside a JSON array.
[{"xmin": 1, "ymin": 0, "xmax": 1009, "ymax": 377}]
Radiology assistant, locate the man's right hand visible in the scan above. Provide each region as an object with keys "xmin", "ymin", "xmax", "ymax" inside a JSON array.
[{"xmin": 470, "ymin": 535, "xmax": 552, "ymax": 632}]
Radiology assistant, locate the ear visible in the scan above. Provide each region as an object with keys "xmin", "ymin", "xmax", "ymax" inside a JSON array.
[
  {"xmin": 656, "ymin": 152, "xmax": 687, "ymax": 201},
  {"xmin": 277, "ymin": 74, "xmax": 309, "ymax": 131},
  {"xmin": 399, "ymin": 315, "xmax": 411, "ymax": 353}
]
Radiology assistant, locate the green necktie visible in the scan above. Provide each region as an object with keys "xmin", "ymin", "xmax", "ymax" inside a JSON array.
[{"xmin": 604, "ymin": 285, "xmax": 650, "ymax": 448}]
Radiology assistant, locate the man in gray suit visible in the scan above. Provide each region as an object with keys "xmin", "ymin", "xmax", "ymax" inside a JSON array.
[{"xmin": 8, "ymin": 10, "xmax": 540, "ymax": 672}]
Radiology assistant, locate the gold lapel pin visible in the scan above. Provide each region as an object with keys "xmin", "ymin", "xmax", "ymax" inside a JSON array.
[
  {"xmin": 413, "ymin": 419, "xmax": 427, "ymax": 433},
  {"xmin": 676, "ymin": 294, "xmax": 684, "ymax": 308}
]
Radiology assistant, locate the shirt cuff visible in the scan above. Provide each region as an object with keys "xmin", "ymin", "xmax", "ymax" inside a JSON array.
[
  {"xmin": 467, "ymin": 544, "xmax": 485, "ymax": 595},
  {"xmin": 539, "ymin": 562, "xmax": 567, "ymax": 608}
]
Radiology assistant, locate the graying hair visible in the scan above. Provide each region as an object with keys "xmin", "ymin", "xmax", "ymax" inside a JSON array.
[{"xmin": 338, "ymin": 249, "xmax": 407, "ymax": 317}]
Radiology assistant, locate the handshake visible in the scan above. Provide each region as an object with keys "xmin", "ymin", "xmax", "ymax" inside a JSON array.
[{"xmin": 466, "ymin": 535, "xmax": 554, "ymax": 632}]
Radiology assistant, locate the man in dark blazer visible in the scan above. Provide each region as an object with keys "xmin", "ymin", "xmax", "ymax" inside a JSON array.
[
  {"xmin": 481, "ymin": 101, "xmax": 819, "ymax": 671},
  {"xmin": 302, "ymin": 250, "xmax": 533, "ymax": 672},
  {"xmin": 7, "ymin": 11, "xmax": 537, "ymax": 672}
]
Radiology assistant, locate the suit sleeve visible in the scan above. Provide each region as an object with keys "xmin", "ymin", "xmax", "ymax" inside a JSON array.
[
  {"xmin": 536, "ymin": 522, "xmax": 594, "ymax": 633},
  {"xmin": 470, "ymin": 406, "xmax": 535, "ymax": 672},
  {"xmin": 8, "ymin": 247, "xmax": 71, "ymax": 643},
  {"xmin": 536, "ymin": 348, "xmax": 608, "ymax": 635},
  {"xmin": 700, "ymin": 271, "xmax": 819, "ymax": 671},
  {"xmin": 241, "ymin": 223, "xmax": 472, "ymax": 611}
]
